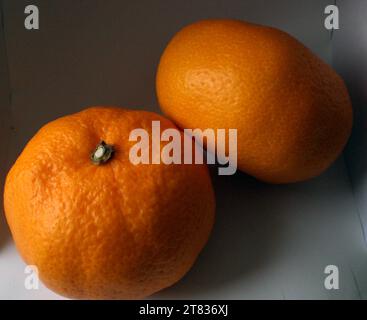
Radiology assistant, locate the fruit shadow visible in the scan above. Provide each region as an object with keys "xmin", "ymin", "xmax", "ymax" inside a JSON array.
[
  {"xmin": 342, "ymin": 74, "xmax": 367, "ymax": 233},
  {"xmin": 0, "ymin": 161, "xmax": 11, "ymax": 250},
  {"xmin": 154, "ymin": 167, "xmax": 288, "ymax": 299},
  {"xmin": 0, "ymin": 207, "xmax": 10, "ymax": 250},
  {"xmin": 0, "ymin": 167, "xmax": 12, "ymax": 250}
]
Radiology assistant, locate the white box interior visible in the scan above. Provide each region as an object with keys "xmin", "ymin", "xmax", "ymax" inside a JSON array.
[{"xmin": 0, "ymin": 0, "xmax": 366, "ymax": 299}]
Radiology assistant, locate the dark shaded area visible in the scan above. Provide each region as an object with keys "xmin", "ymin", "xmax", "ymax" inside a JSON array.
[
  {"xmin": 0, "ymin": 207, "xmax": 10, "ymax": 250},
  {"xmin": 333, "ymin": 0, "xmax": 367, "ymax": 242}
]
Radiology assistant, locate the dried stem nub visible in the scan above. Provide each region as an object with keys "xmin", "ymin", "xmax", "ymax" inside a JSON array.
[{"xmin": 91, "ymin": 141, "xmax": 114, "ymax": 165}]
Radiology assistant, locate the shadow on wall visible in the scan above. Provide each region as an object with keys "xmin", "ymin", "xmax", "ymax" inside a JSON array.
[
  {"xmin": 155, "ymin": 168, "xmax": 287, "ymax": 299},
  {"xmin": 0, "ymin": 0, "xmax": 330, "ymax": 148}
]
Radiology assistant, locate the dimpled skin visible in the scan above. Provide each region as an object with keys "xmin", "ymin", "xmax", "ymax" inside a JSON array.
[
  {"xmin": 156, "ymin": 19, "xmax": 353, "ymax": 183},
  {"xmin": 4, "ymin": 107, "xmax": 215, "ymax": 299}
]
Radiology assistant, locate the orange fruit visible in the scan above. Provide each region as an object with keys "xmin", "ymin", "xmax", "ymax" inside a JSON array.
[
  {"xmin": 4, "ymin": 107, "xmax": 215, "ymax": 299},
  {"xmin": 156, "ymin": 19, "xmax": 353, "ymax": 183}
]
